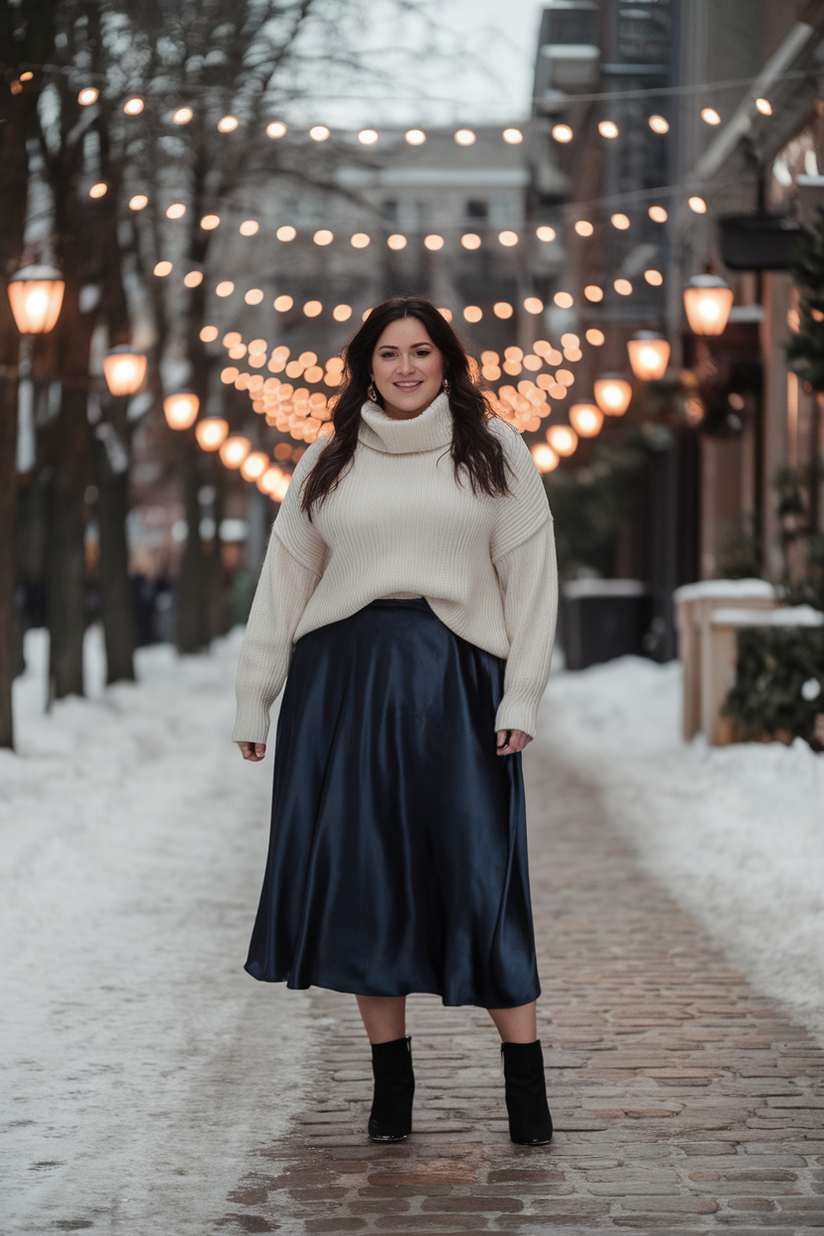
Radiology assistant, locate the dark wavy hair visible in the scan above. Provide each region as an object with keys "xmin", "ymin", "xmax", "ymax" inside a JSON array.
[{"xmin": 300, "ymin": 295, "xmax": 513, "ymax": 520}]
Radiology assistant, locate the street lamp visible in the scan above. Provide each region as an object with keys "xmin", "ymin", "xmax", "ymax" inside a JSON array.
[
  {"xmin": 546, "ymin": 424, "xmax": 578, "ymax": 457},
  {"xmin": 626, "ymin": 332, "xmax": 671, "ymax": 381},
  {"xmin": 569, "ymin": 402, "xmax": 604, "ymax": 438},
  {"xmin": 683, "ymin": 274, "xmax": 733, "ymax": 336},
  {"xmin": 103, "ymin": 346, "xmax": 147, "ymax": 396},
  {"xmin": 219, "ymin": 435, "xmax": 251, "ymax": 468},
  {"xmin": 239, "ymin": 451, "xmax": 269, "ymax": 481},
  {"xmin": 195, "ymin": 417, "xmax": 229, "ymax": 451},
  {"xmin": 163, "ymin": 392, "xmax": 200, "ymax": 430},
  {"xmin": 7, "ymin": 265, "xmax": 65, "ymax": 334},
  {"xmin": 258, "ymin": 465, "xmax": 283, "ymax": 494},
  {"xmin": 593, "ymin": 373, "xmax": 633, "ymax": 416}
]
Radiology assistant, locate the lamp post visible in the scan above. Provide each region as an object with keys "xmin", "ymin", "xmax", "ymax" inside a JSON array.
[
  {"xmin": 593, "ymin": 373, "xmax": 633, "ymax": 416},
  {"xmin": 103, "ymin": 346, "xmax": 147, "ymax": 396},
  {"xmin": 627, "ymin": 332, "xmax": 671, "ymax": 381},
  {"xmin": 7, "ymin": 265, "xmax": 65, "ymax": 334},
  {"xmin": 683, "ymin": 274, "xmax": 733, "ymax": 336}
]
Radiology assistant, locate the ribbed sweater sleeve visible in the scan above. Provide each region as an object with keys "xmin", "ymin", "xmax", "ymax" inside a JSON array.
[
  {"xmin": 493, "ymin": 518, "xmax": 558, "ymax": 739},
  {"xmin": 232, "ymin": 533, "xmax": 322, "ymax": 744}
]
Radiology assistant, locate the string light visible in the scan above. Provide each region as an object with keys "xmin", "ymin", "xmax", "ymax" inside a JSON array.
[
  {"xmin": 245, "ymin": 289, "xmax": 264, "ymax": 305},
  {"xmin": 220, "ymin": 436, "xmax": 251, "ymax": 467},
  {"xmin": 614, "ymin": 279, "xmax": 633, "ymax": 295},
  {"xmin": 387, "ymin": 234, "xmax": 407, "ymax": 250},
  {"xmin": 124, "ymin": 98, "xmax": 144, "ymax": 115},
  {"xmin": 524, "ymin": 297, "xmax": 543, "ymax": 314},
  {"xmin": 196, "ymin": 418, "xmax": 228, "ymax": 451},
  {"xmin": 644, "ymin": 269, "xmax": 663, "ymax": 286},
  {"xmin": 611, "ymin": 212, "xmax": 630, "ymax": 229},
  {"xmin": 223, "ymin": 332, "xmax": 242, "ymax": 347},
  {"xmin": 129, "ymin": 194, "xmax": 148, "ymax": 211},
  {"xmin": 531, "ymin": 444, "xmax": 559, "ymax": 473},
  {"xmin": 309, "ymin": 125, "xmax": 330, "ymax": 141},
  {"xmin": 19, "ymin": 71, "xmax": 33, "ymax": 81},
  {"xmin": 547, "ymin": 424, "xmax": 578, "ymax": 455},
  {"xmin": 575, "ymin": 220, "xmax": 594, "ymax": 236},
  {"xmin": 502, "ymin": 128, "xmax": 523, "ymax": 144},
  {"xmin": 240, "ymin": 220, "xmax": 259, "ymax": 236},
  {"xmin": 584, "ymin": 285, "xmax": 603, "ymax": 302},
  {"xmin": 183, "ymin": 270, "xmax": 203, "ymax": 288},
  {"xmin": 648, "ymin": 115, "xmax": 669, "ymax": 133},
  {"xmin": 569, "ymin": 403, "xmax": 604, "ymax": 437},
  {"xmin": 599, "ymin": 120, "xmax": 619, "ymax": 138},
  {"xmin": 405, "ymin": 129, "xmax": 425, "ymax": 145},
  {"xmin": 78, "ymin": 88, "xmax": 99, "ymax": 106},
  {"xmin": 755, "ymin": 97, "xmax": 772, "ymax": 116},
  {"xmin": 89, "ymin": 183, "xmax": 107, "ymax": 198},
  {"xmin": 586, "ymin": 329, "xmax": 605, "ymax": 346},
  {"xmin": 454, "ymin": 129, "xmax": 475, "ymax": 146},
  {"xmin": 498, "ymin": 231, "xmax": 518, "ymax": 247},
  {"xmin": 221, "ymin": 367, "xmax": 239, "ymax": 384},
  {"xmin": 166, "ymin": 203, "xmax": 186, "ymax": 219},
  {"xmin": 461, "ymin": 233, "xmax": 481, "ymax": 249},
  {"xmin": 333, "ymin": 304, "xmax": 352, "ymax": 321},
  {"xmin": 554, "ymin": 291, "xmax": 573, "ymax": 308},
  {"xmin": 154, "ymin": 261, "xmax": 173, "ymax": 276},
  {"xmin": 463, "ymin": 305, "xmax": 482, "ymax": 322},
  {"xmin": 649, "ymin": 205, "xmax": 668, "ymax": 222},
  {"xmin": 314, "ymin": 229, "xmax": 333, "ymax": 246},
  {"xmin": 304, "ymin": 301, "xmax": 322, "ymax": 316},
  {"xmin": 216, "ymin": 280, "xmax": 234, "ymax": 296},
  {"xmin": 277, "ymin": 225, "xmax": 296, "ymax": 242},
  {"xmin": 274, "ymin": 295, "xmax": 293, "ymax": 311},
  {"xmin": 267, "ymin": 121, "xmax": 287, "ymax": 138},
  {"xmin": 701, "ymin": 107, "xmax": 721, "ymax": 125},
  {"xmin": 218, "ymin": 115, "xmax": 238, "ymax": 132},
  {"xmin": 424, "ymin": 234, "xmax": 444, "ymax": 250},
  {"xmin": 173, "ymin": 107, "xmax": 193, "ymax": 124},
  {"xmin": 689, "ymin": 195, "xmax": 707, "ymax": 213},
  {"xmin": 201, "ymin": 214, "xmax": 220, "ymax": 229},
  {"xmin": 536, "ymin": 226, "xmax": 555, "ymax": 242},
  {"xmin": 552, "ymin": 124, "xmax": 573, "ymax": 143},
  {"xmin": 200, "ymin": 326, "xmax": 218, "ymax": 342},
  {"xmin": 240, "ymin": 451, "xmax": 269, "ymax": 482},
  {"xmin": 351, "ymin": 233, "xmax": 371, "ymax": 248},
  {"xmin": 358, "ymin": 129, "xmax": 378, "ymax": 144}
]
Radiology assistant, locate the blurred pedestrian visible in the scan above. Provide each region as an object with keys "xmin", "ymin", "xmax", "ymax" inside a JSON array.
[{"xmin": 234, "ymin": 296, "xmax": 557, "ymax": 1146}]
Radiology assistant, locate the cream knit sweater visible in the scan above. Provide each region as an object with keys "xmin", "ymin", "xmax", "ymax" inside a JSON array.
[{"xmin": 233, "ymin": 393, "xmax": 558, "ymax": 743}]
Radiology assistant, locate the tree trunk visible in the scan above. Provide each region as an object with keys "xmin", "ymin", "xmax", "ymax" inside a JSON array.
[
  {"xmin": 94, "ymin": 426, "xmax": 137, "ymax": 683},
  {"xmin": 175, "ymin": 436, "xmax": 208, "ymax": 654}
]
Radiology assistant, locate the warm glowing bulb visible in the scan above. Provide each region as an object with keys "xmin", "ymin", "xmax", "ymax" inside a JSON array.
[
  {"xmin": 89, "ymin": 183, "xmax": 107, "ymax": 198},
  {"xmin": 586, "ymin": 329, "xmax": 605, "ymax": 346},
  {"xmin": 387, "ymin": 234, "xmax": 407, "ymax": 250},
  {"xmin": 554, "ymin": 291, "xmax": 573, "ymax": 308},
  {"xmin": 220, "ymin": 436, "xmax": 251, "ymax": 467},
  {"xmin": 649, "ymin": 114, "xmax": 669, "ymax": 133},
  {"xmin": 701, "ymin": 107, "xmax": 721, "ymax": 125},
  {"xmin": 239, "ymin": 220, "xmax": 259, "ymax": 236},
  {"xmin": 267, "ymin": 121, "xmax": 287, "ymax": 138},
  {"xmin": 163, "ymin": 392, "xmax": 200, "ymax": 430},
  {"xmin": 78, "ymin": 87, "xmax": 99, "ymax": 106},
  {"xmin": 351, "ymin": 233, "xmax": 371, "ymax": 248},
  {"xmin": 173, "ymin": 107, "xmax": 193, "ymax": 124},
  {"xmin": 240, "ymin": 451, "xmax": 269, "ymax": 481},
  {"xmin": 195, "ymin": 418, "xmax": 228, "ymax": 451},
  {"xmin": 531, "ymin": 444, "xmax": 559, "ymax": 473},
  {"xmin": 546, "ymin": 424, "xmax": 578, "ymax": 456},
  {"xmin": 124, "ymin": 97, "xmax": 144, "ymax": 115},
  {"xmin": 498, "ymin": 231, "xmax": 518, "ymax": 247},
  {"xmin": 200, "ymin": 214, "xmax": 220, "ymax": 229},
  {"xmin": 599, "ymin": 120, "xmax": 619, "ymax": 138},
  {"xmin": 524, "ymin": 297, "xmax": 543, "ymax": 314},
  {"xmin": 183, "ymin": 270, "xmax": 203, "ymax": 288},
  {"xmin": 611, "ymin": 212, "xmax": 630, "ymax": 230},
  {"xmin": 454, "ymin": 128, "xmax": 476, "ymax": 145},
  {"xmin": 153, "ymin": 261, "xmax": 173, "ymax": 277},
  {"xmin": 405, "ymin": 129, "xmax": 425, "ymax": 145},
  {"xmin": 569, "ymin": 403, "xmax": 604, "ymax": 437},
  {"xmin": 536, "ymin": 226, "xmax": 555, "ymax": 242},
  {"xmin": 274, "ymin": 295, "xmax": 293, "ymax": 311},
  {"xmin": 682, "ymin": 275, "xmax": 733, "ymax": 336},
  {"xmin": 304, "ymin": 300, "xmax": 323, "ymax": 317},
  {"xmin": 358, "ymin": 129, "xmax": 378, "ymax": 144},
  {"xmin": 333, "ymin": 304, "xmax": 352, "ymax": 321},
  {"xmin": 424, "ymin": 234, "xmax": 444, "ymax": 250},
  {"xmin": 594, "ymin": 373, "xmax": 633, "ymax": 415},
  {"xmin": 584, "ymin": 285, "xmax": 603, "ymax": 302},
  {"xmin": 215, "ymin": 281, "xmax": 234, "ymax": 297},
  {"xmin": 552, "ymin": 124, "xmax": 573, "ymax": 143},
  {"xmin": 166, "ymin": 203, "xmax": 186, "ymax": 219},
  {"xmin": 200, "ymin": 326, "xmax": 218, "ymax": 342},
  {"xmin": 463, "ymin": 305, "xmax": 483, "ymax": 323},
  {"xmin": 755, "ymin": 97, "xmax": 772, "ymax": 116},
  {"xmin": 689, "ymin": 196, "xmax": 707, "ymax": 214},
  {"xmin": 649, "ymin": 205, "xmax": 668, "ymax": 222},
  {"xmin": 461, "ymin": 233, "xmax": 481, "ymax": 249},
  {"xmin": 502, "ymin": 127, "xmax": 523, "ymax": 144},
  {"xmin": 218, "ymin": 115, "xmax": 239, "ymax": 132},
  {"xmin": 277, "ymin": 225, "xmax": 296, "ymax": 242},
  {"xmin": 244, "ymin": 288, "xmax": 264, "ymax": 305},
  {"xmin": 314, "ymin": 229, "xmax": 334, "ymax": 246},
  {"xmin": 130, "ymin": 194, "xmax": 148, "ymax": 211},
  {"xmin": 493, "ymin": 302, "xmax": 513, "ymax": 319},
  {"xmin": 614, "ymin": 279, "xmax": 633, "ymax": 296},
  {"xmin": 644, "ymin": 269, "xmax": 663, "ymax": 286},
  {"xmin": 575, "ymin": 220, "xmax": 594, "ymax": 236},
  {"xmin": 103, "ymin": 350, "xmax": 147, "ymax": 396},
  {"xmin": 627, "ymin": 333, "xmax": 671, "ymax": 380},
  {"xmin": 309, "ymin": 125, "xmax": 330, "ymax": 141}
]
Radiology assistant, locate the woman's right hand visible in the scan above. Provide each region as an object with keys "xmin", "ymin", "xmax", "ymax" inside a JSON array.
[{"xmin": 237, "ymin": 741, "xmax": 267, "ymax": 762}]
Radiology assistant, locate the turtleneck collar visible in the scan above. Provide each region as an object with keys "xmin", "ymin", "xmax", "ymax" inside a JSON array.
[{"xmin": 358, "ymin": 392, "xmax": 453, "ymax": 455}]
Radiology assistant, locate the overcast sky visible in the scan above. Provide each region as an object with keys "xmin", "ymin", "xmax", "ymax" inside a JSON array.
[{"xmin": 295, "ymin": 0, "xmax": 546, "ymax": 129}]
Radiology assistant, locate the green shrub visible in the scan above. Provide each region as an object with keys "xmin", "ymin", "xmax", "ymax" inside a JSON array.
[{"xmin": 722, "ymin": 625, "xmax": 824, "ymax": 747}]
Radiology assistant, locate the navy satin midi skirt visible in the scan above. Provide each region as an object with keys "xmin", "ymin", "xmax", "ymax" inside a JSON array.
[{"xmin": 245, "ymin": 597, "xmax": 540, "ymax": 1009}]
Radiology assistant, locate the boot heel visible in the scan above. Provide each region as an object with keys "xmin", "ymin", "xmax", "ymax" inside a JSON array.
[
  {"xmin": 501, "ymin": 1040, "xmax": 553, "ymax": 1146},
  {"xmin": 368, "ymin": 1036, "xmax": 414, "ymax": 1142}
]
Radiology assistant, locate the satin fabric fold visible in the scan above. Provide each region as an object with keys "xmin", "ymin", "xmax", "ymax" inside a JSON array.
[{"xmin": 245, "ymin": 597, "xmax": 540, "ymax": 1009}]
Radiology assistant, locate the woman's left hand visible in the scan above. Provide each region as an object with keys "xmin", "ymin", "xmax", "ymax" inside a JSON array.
[{"xmin": 496, "ymin": 728, "xmax": 532, "ymax": 755}]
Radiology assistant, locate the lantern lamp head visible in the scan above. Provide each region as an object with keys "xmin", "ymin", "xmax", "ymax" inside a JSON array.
[
  {"xmin": 546, "ymin": 424, "xmax": 579, "ymax": 457},
  {"xmin": 219, "ymin": 435, "xmax": 251, "ymax": 468},
  {"xmin": 195, "ymin": 417, "xmax": 229, "ymax": 451},
  {"xmin": 593, "ymin": 372, "xmax": 633, "ymax": 416},
  {"xmin": 7, "ymin": 265, "xmax": 65, "ymax": 334},
  {"xmin": 569, "ymin": 402, "xmax": 605, "ymax": 438},
  {"xmin": 163, "ymin": 391, "xmax": 200, "ymax": 430},
  {"xmin": 683, "ymin": 274, "xmax": 733, "ymax": 336},
  {"xmin": 626, "ymin": 332, "xmax": 671, "ymax": 381},
  {"xmin": 103, "ymin": 346, "xmax": 147, "ymax": 396}
]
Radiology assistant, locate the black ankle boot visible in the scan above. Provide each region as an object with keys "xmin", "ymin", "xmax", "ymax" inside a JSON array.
[
  {"xmin": 501, "ymin": 1040, "xmax": 553, "ymax": 1145},
  {"xmin": 368, "ymin": 1036, "xmax": 414, "ymax": 1142}
]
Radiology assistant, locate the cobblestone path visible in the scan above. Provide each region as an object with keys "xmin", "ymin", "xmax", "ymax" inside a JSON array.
[{"xmin": 219, "ymin": 749, "xmax": 824, "ymax": 1235}]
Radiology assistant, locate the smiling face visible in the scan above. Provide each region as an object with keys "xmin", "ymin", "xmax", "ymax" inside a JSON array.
[{"xmin": 370, "ymin": 317, "xmax": 444, "ymax": 420}]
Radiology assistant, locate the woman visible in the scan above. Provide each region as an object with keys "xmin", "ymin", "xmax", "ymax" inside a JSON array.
[{"xmin": 233, "ymin": 296, "xmax": 558, "ymax": 1146}]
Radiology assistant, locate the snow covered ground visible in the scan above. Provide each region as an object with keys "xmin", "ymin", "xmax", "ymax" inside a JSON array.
[
  {"xmin": 3, "ymin": 630, "xmax": 823, "ymax": 1233},
  {"xmin": 538, "ymin": 655, "xmax": 824, "ymax": 1046},
  {"xmin": 1, "ymin": 628, "xmax": 315, "ymax": 1236}
]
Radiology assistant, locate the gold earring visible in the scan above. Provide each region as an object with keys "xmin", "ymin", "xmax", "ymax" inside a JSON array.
[
  {"xmin": 442, "ymin": 378, "xmax": 451, "ymax": 396},
  {"xmin": 368, "ymin": 380, "xmax": 378, "ymax": 402}
]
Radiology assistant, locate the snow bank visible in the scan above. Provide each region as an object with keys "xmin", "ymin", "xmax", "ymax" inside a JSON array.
[
  {"xmin": 539, "ymin": 656, "xmax": 824, "ymax": 1045},
  {"xmin": 1, "ymin": 628, "xmax": 314, "ymax": 1235}
]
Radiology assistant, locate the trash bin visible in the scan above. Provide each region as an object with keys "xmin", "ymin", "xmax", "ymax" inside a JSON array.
[{"xmin": 560, "ymin": 579, "xmax": 652, "ymax": 670}]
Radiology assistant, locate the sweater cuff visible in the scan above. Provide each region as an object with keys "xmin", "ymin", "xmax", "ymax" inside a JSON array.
[
  {"xmin": 494, "ymin": 684, "xmax": 545, "ymax": 741},
  {"xmin": 231, "ymin": 699, "xmax": 273, "ymax": 746}
]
